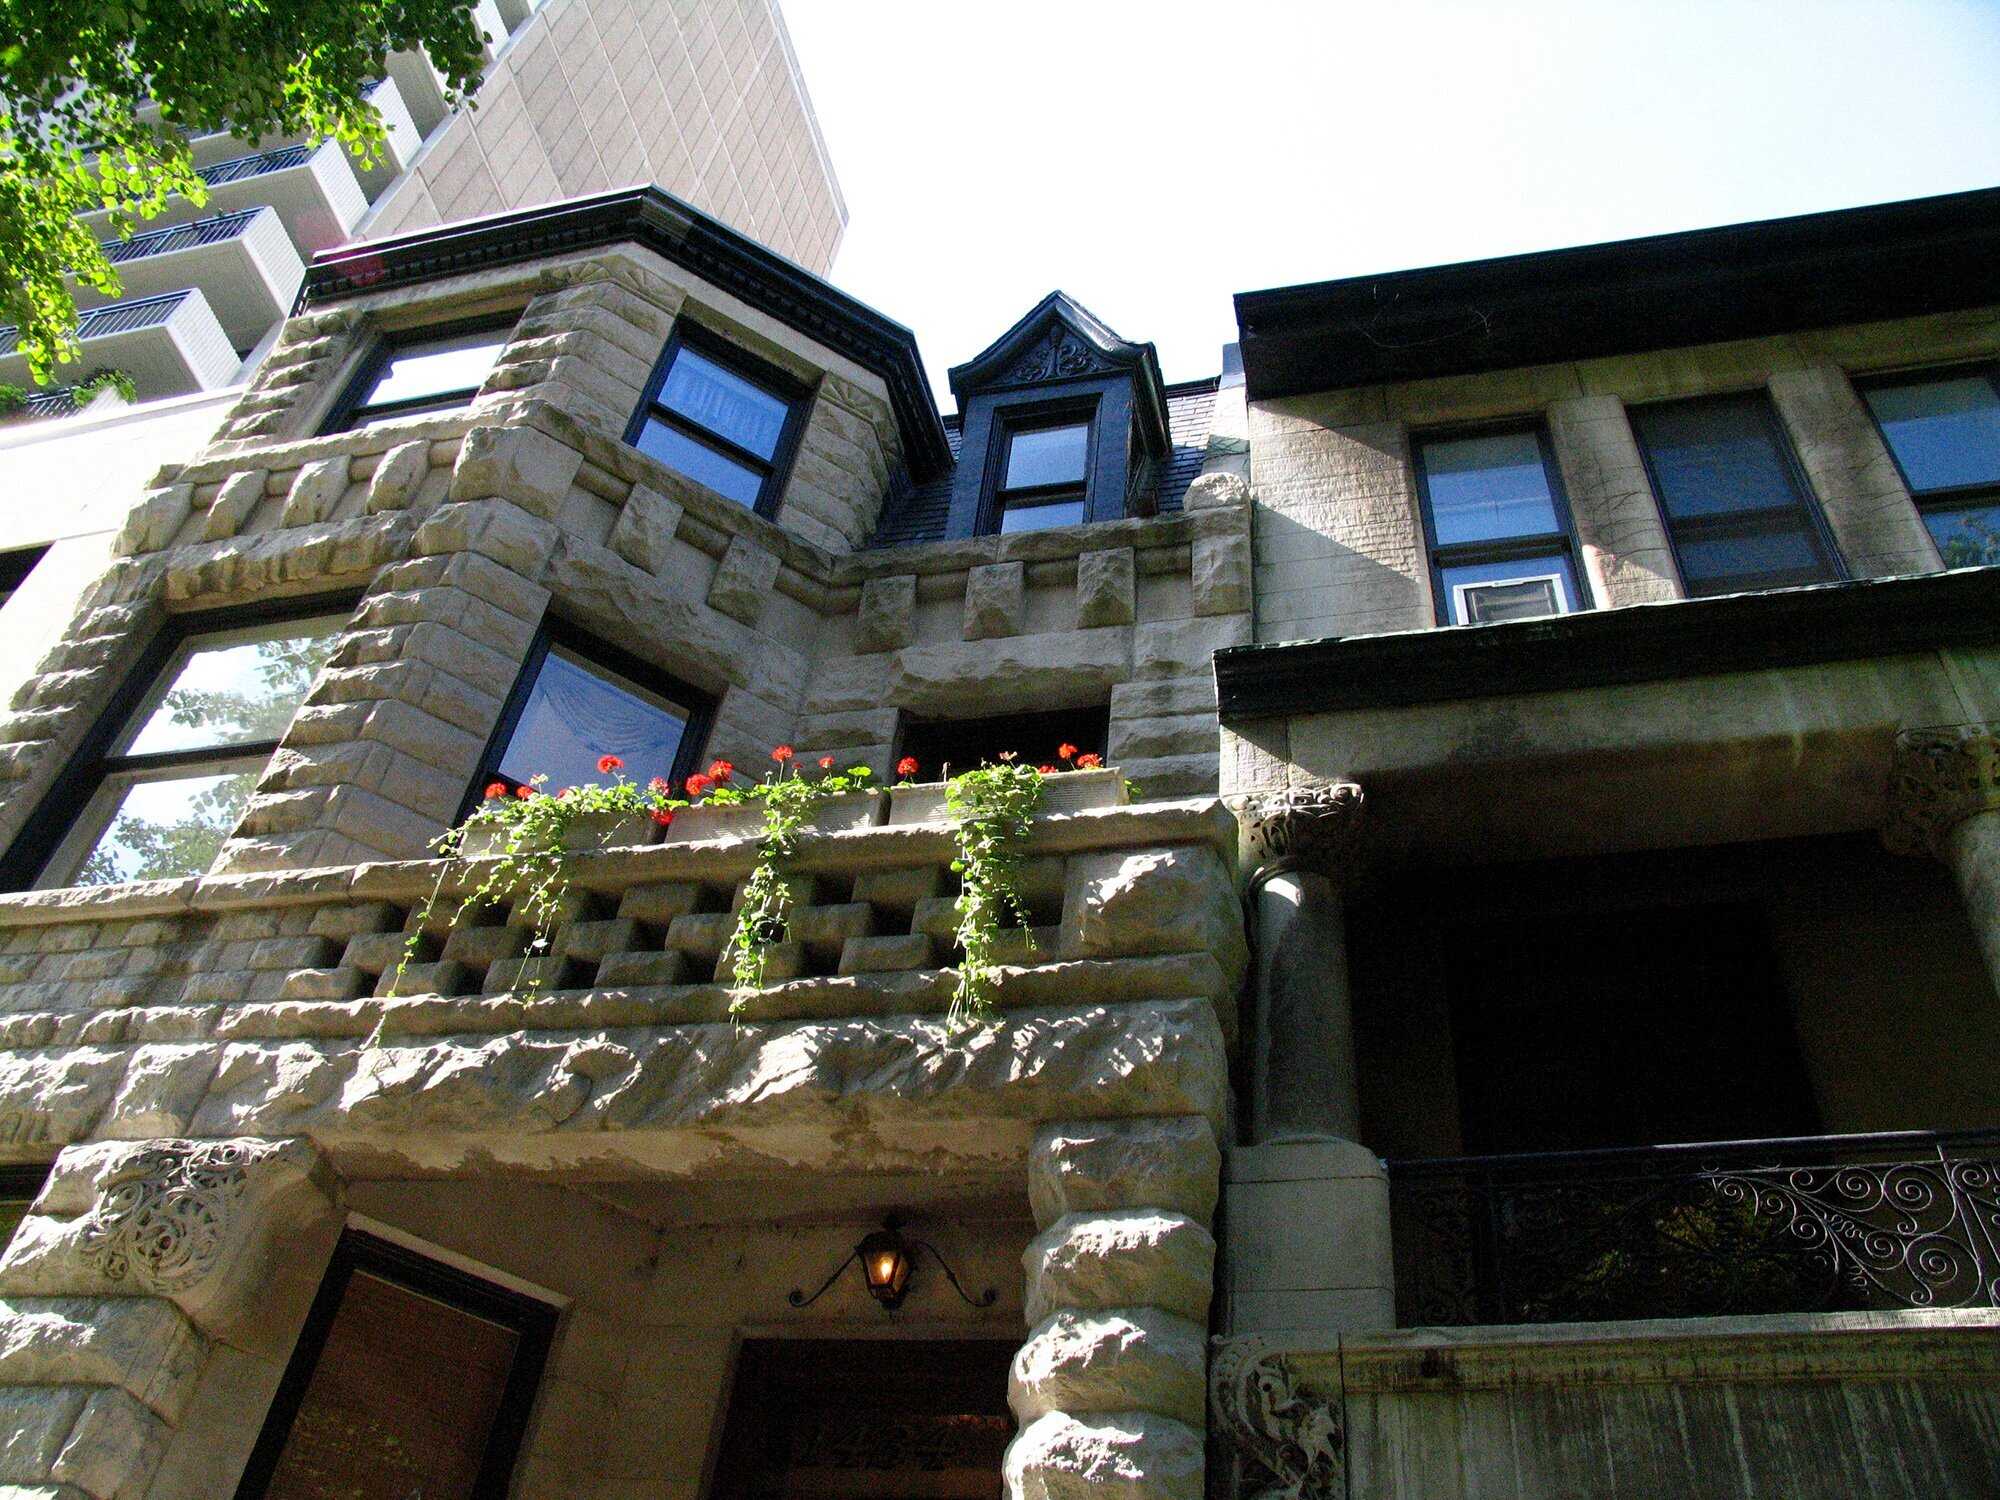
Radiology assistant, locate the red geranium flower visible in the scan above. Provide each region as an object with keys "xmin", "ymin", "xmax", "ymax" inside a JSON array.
[
  {"xmin": 707, "ymin": 759, "xmax": 735, "ymax": 782},
  {"xmin": 597, "ymin": 754, "xmax": 623, "ymax": 774},
  {"xmin": 771, "ymin": 745, "xmax": 794, "ymax": 763},
  {"xmin": 515, "ymin": 785, "xmax": 535, "ymax": 799},
  {"xmin": 484, "ymin": 781, "xmax": 508, "ymax": 800},
  {"xmin": 1038, "ymin": 764, "xmax": 1056, "ymax": 774},
  {"xmin": 897, "ymin": 755, "xmax": 920, "ymax": 778},
  {"xmin": 686, "ymin": 772, "xmax": 713, "ymax": 797},
  {"xmin": 1075, "ymin": 752, "xmax": 1103, "ymax": 769},
  {"xmin": 1057, "ymin": 742, "xmax": 1078, "ymax": 761},
  {"xmin": 651, "ymin": 808, "xmax": 675, "ymax": 827},
  {"xmin": 819, "ymin": 755, "xmax": 835, "ymax": 769}
]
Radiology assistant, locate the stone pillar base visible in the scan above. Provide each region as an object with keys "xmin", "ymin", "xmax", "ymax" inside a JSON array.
[{"xmin": 1219, "ymin": 1137, "xmax": 1393, "ymax": 1336}]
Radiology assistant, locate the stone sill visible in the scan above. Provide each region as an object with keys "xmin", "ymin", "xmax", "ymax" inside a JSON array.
[
  {"xmin": 1318, "ymin": 1306, "xmax": 2000, "ymax": 1391},
  {"xmin": 0, "ymin": 797, "xmax": 1238, "ymax": 929}
]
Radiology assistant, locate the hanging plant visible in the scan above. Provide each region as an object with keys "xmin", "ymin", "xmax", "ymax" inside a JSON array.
[
  {"xmin": 711, "ymin": 747, "xmax": 877, "ymax": 1002},
  {"xmin": 398, "ymin": 755, "xmax": 682, "ymax": 992},
  {"xmin": 924, "ymin": 751, "xmax": 1046, "ymax": 1029}
]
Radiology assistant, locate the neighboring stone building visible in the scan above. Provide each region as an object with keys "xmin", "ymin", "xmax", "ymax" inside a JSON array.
[
  {"xmin": 0, "ymin": 0, "xmax": 843, "ymax": 731},
  {"xmin": 0, "ymin": 180, "xmax": 1990, "ymax": 1498}
]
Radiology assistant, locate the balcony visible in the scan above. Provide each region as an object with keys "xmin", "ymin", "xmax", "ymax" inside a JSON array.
[
  {"xmin": 0, "ymin": 288, "xmax": 238, "ymax": 398},
  {"xmin": 147, "ymin": 76, "xmax": 422, "ymax": 195},
  {"xmin": 1391, "ymin": 1129, "xmax": 2000, "ymax": 1326},
  {"xmin": 75, "ymin": 206, "xmax": 303, "ymax": 350},
  {"xmin": 81, "ymin": 130, "xmax": 381, "ymax": 258}
]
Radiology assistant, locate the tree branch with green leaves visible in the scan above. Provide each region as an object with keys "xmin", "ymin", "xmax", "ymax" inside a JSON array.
[{"xmin": 0, "ymin": 0, "xmax": 487, "ymax": 385}]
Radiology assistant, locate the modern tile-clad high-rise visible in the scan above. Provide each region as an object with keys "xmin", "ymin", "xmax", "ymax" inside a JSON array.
[{"xmin": 0, "ymin": 162, "xmax": 1993, "ymax": 1498}]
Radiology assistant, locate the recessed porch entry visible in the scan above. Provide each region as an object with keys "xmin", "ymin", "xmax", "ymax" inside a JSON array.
[{"xmin": 710, "ymin": 1338, "xmax": 1017, "ymax": 1500}]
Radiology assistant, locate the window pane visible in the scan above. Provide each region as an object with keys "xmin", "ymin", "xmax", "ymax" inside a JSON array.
[
  {"xmin": 633, "ymin": 416, "xmax": 766, "ymax": 506},
  {"xmin": 999, "ymin": 497, "xmax": 1086, "ymax": 534},
  {"xmin": 1926, "ymin": 504, "xmax": 2000, "ymax": 569},
  {"xmin": 259, "ymin": 1268, "xmax": 524, "ymax": 1499},
  {"xmin": 1631, "ymin": 396, "xmax": 1807, "ymax": 519},
  {"xmin": 1675, "ymin": 525, "xmax": 1826, "ymax": 596},
  {"xmin": 498, "ymin": 645, "xmax": 691, "ymax": 793},
  {"xmin": 659, "ymin": 347, "xmax": 789, "ymax": 459},
  {"xmin": 1439, "ymin": 554, "xmax": 1579, "ymax": 625},
  {"xmin": 72, "ymin": 768, "xmax": 257, "ymax": 886},
  {"xmin": 1865, "ymin": 376, "xmax": 2000, "ymax": 493},
  {"xmin": 1004, "ymin": 424, "xmax": 1090, "ymax": 490},
  {"xmin": 1422, "ymin": 431, "xmax": 1561, "ymax": 544},
  {"xmin": 361, "ymin": 329, "xmax": 508, "ymax": 409},
  {"xmin": 125, "ymin": 620, "xmax": 342, "ymax": 755}
]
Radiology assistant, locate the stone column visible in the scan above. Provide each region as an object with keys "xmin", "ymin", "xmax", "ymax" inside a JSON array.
[
  {"xmin": 0, "ymin": 1138, "xmax": 342, "ymax": 1499},
  {"xmin": 1886, "ymin": 724, "xmax": 2000, "ymax": 992},
  {"xmin": 1006, "ymin": 1118, "xmax": 1219, "ymax": 1500},
  {"xmin": 1768, "ymin": 366, "xmax": 1941, "ymax": 579},
  {"xmin": 1545, "ymin": 396, "xmax": 1681, "ymax": 608},
  {"xmin": 1222, "ymin": 783, "xmax": 1394, "ymax": 1336}
]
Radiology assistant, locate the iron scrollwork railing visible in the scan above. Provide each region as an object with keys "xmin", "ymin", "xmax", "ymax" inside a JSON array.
[{"xmin": 1390, "ymin": 1129, "xmax": 2000, "ymax": 1326}]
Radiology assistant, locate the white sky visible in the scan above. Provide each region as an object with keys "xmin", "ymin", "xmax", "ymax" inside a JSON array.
[{"xmin": 781, "ymin": 0, "xmax": 2000, "ymax": 405}]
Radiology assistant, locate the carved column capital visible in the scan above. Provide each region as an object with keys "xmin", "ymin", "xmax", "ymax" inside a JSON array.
[
  {"xmin": 1884, "ymin": 723, "xmax": 2000, "ymax": 858},
  {"xmin": 1209, "ymin": 1336, "xmax": 1344, "ymax": 1499},
  {"xmin": 1233, "ymin": 782, "xmax": 1366, "ymax": 887}
]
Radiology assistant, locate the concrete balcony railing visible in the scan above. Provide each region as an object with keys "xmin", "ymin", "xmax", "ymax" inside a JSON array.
[
  {"xmin": 0, "ymin": 288, "xmax": 238, "ymax": 398},
  {"xmin": 81, "ymin": 138, "xmax": 369, "ymax": 260},
  {"xmin": 76, "ymin": 205, "xmax": 304, "ymax": 350}
]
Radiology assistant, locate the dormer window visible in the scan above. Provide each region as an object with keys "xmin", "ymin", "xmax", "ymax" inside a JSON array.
[
  {"xmin": 997, "ymin": 417, "xmax": 1091, "ymax": 533},
  {"xmin": 627, "ymin": 326, "xmax": 808, "ymax": 518}
]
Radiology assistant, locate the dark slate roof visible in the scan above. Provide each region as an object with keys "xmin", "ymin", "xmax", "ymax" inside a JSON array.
[{"xmin": 869, "ymin": 376, "xmax": 1220, "ymax": 549}]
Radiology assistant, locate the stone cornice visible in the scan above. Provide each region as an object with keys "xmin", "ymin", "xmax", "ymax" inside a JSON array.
[
  {"xmin": 1884, "ymin": 723, "xmax": 2000, "ymax": 857},
  {"xmin": 1215, "ymin": 570, "xmax": 2000, "ymax": 721}
]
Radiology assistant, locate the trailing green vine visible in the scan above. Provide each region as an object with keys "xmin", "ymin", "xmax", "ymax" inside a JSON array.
[{"xmin": 941, "ymin": 759, "xmax": 1047, "ymax": 1028}]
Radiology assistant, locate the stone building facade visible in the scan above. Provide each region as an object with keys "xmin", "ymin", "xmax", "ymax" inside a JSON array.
[{"xmin": 0, "ymin": 183, "xmax": 1990, "ymax": 1497}]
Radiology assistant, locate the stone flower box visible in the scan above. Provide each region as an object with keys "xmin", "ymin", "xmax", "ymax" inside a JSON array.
[
  {"xmin": 457, "ymin": 810, "xmax": 664, "ymax": 859},
  {"xmin": 887, "ymin": 768, "xmax": 1127, "ymax": 826},
  {"xmin": 660, "ymin": 789, "xmax": 886, "ymax": 844}
]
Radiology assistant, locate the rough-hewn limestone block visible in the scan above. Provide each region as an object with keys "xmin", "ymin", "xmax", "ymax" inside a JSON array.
[
  {"xmin": 110, "ymin": 487, "xmax": 192, "ymax": 558},
  {"xmin": 1029, "ymin": 1119, "xmax": 1220, "ymax": 1231},
  {"xmin": 280, "ymin": 458, "xmax": 349, "ymax": 528},
  {"xmin": 1061, "ymin": 847, "xmax": 1246, "ymax": 988},
  {"xmin": 1131, "ymin": 617, "xmax": 1250, "ymax": 680},
  {"xmin": 965, "ymin": 562, "xmax": 1027, "ymax": 641},
  {"xmin": 707, "ymin": 536, "xmax": 781, "ymax": 627},
  {"xmin": 1010, "ymin": 1309, "xmax": 1206, "ymax": 1425},
  {"xmin": 365, "ymin": 440, "xmax": 431, "ymax": 513},
  {"xmin": 0, "ymin": 1386, "xmax": 87, "ymax": 1479},
  {"xmin": 1004, "ymin": 1409, "xmax": 1203, "ymax": 1500},
  {"xmin": 855, "ymin": 574, "xmax": 917, "ymax": 653},
  {"xmin": 890, "ymin": 629, "xmax": 1131, "ymax": 717},
  {"xmin": 412, "ymin": 500, "xmax": 559, "ymax": 578},
  {"xmin": 1183, "ymin": 472, "xmax": 1249, "ymax": 511},
  {"xmin": 1076, "ymin": 549, "xmax": 1136, "ymax": 628},
  {"xmin": 448, "ymin": 425, "xmax": 583, "ymax": 520},
  {"xmin": 1191, "ymin": 531, "xmax": 1251, "ymax": 617},
  {"xmin": 0, "ymin": 1298, "xmax": 206, "ymax": 1424},
  {"xmin": 608, "ymin": 484, "xmax": 683, "ymax": 575},
  {"xmin": 1024, "ymin": 1211, "xmax": 1215, "ymax": 1326},
  {"xmin": 49, "ymin": 1387, "xmax": 168, "ymax": 1499},
  {"xmin": 201, "ymin": 470, "xmax": 268, "ymax": 541}
]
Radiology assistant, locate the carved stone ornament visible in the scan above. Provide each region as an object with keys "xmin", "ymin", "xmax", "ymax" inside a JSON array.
[
  {"xmin": 1883, "ymin": 723, "xmax": 2000, "ymax": 858},
  {"xmin": 999, "ymin": 325, "xmax": 1112, "ymax": 387},
  {"xmin": 1236, "ymin": 782, "xmax": 1365, "ymax": 887},
  {"xmin": 76, "ymin": 1139, "xmax": 287, "ymax": 1295},
  {"xmin": 1210, "ymin": 1336, "xmax": 1344, "ymax": 1499}
]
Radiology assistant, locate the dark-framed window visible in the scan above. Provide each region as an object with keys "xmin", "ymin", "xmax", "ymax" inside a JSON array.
[
  {"xmin": 0, "ymin": 1163, "xmax": 49, "ymax": 1252},
  {"xmin": 1859, "ymin": 365, "xmax": 2000, "ymax": 570},
  {"xmin": 985, "ymin": 406, "xmax": 1095, "ymax": 535},
  {"xmin": 0, "ymin": 599, "xmax": 350, "ymax": 891},
  {"xmin": 468, "ymin": 620, "xmax": 715, "ymax": 814},
  {"xmin": 0, "ymin": 546, "xmax": 48, "ymax": 610},
  {"xmin": 625, "ymin": 324, "xmax": 810, "ymax": 518},
  {"xmin": 1628, "ymin": 391, "xmax": 1845, "ymax": 598},
  {"xmin": 235, "ymin": 1228, "xmax": 557, "ymax": 1500},
  {"xmin": 321, "ymin": 315, "xmax": 514, "ymax": 433},
  {"xmin": 1412, "ymin": 426, "xmax": 1589, "ymax": 625},
  {"xmin": 896, "ymin": 704, "xmax": 1110, "ymax": 781}
]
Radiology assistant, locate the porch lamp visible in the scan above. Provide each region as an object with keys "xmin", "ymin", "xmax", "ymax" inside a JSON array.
[{"xmin": 789, "ymin": 1216, "xmax": 997, "ymax": 1313}]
